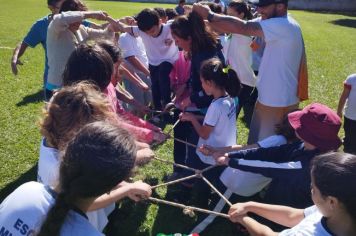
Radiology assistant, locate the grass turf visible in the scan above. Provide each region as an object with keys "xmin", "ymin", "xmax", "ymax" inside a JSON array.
[{"xmin": 0, "ymin": 0, "xmax": 356, "ymax": 235}]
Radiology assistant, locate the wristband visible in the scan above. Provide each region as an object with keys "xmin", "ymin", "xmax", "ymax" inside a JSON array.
[{"xmin": 207, "ymin": 12, "xmax": 215, "ymax": 22}]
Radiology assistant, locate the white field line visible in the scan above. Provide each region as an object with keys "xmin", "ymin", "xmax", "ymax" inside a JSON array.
[{"xmin": 0, "ymin": 46, "xmax": 14, "ymax": 50}]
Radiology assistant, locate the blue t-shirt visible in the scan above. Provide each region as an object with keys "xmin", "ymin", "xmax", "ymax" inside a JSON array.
[
  {"xmin": 23, "ymin": 15, "xmax": 50, "ymax": 82},
  {"xmin": 23, "ymin": 15, "xmax": 91, "ymax": 84}
]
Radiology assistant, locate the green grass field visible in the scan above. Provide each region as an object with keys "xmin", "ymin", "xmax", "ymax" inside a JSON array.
[{"xmin": 0, "ymin": 0, "xmax": 355, "ymax": 235}]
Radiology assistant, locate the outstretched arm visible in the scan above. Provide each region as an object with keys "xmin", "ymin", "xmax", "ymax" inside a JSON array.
[
  {"xmin": 193, "ymin": 3, "xmax": 264, "ymax": 37},
  {"xmin": 88, "ymin": 181, "xmax": 152, "ymax": 211},
  {"xmin": 11, "ymin": 42, "xmax": 28, "ymax": 75},
  {"xmin": 126, "ymin": 56, "xmax": 150, "ymax": 77},
  {"xmin": 235, "ymin": 216, "xmax": 279, "ymax": 236},
  {"xmin": 180, "ymin": 112, "xmax": 212, "ymax": 139},
  {"xmin": 229, "ymin": 201, "xmax": 304, "ymax": 229}
]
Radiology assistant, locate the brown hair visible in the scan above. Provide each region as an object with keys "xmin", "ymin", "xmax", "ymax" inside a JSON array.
[
  {"xmin": 62, "ymin": 43, "xmax": 114, "ymax": 90},
  {"xmin": 40, "ymin": 82, "xmax": 116, "ymax": 150},
  {"xmin": 59, "ymin": 0, "xmax": 87, "ymax": 12},
  {"xmin": 228, "ymin": 0, "xmax": 253, "ymax": 20},
  {"xmin": 275, "ymin": 110, "xmax": 300, "ymax": 143},
  {"xmin": 171, "ymin": 11, "xmax": 218, "ymax": 54}
]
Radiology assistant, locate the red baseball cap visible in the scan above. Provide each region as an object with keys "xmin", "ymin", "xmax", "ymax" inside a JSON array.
[{"xmin": 288, "ymin": 103, "xmax": 342, "ymax": 151}]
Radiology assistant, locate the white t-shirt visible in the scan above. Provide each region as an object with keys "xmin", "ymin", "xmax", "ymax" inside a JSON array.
[
  {"xmin": 279, "ymin": 206, "xmax": 332, "ymax": 236},
  {"xmin": 257, "ymin": 134, "xmax": 287, "ymax": 148},
  {"xmin": 344, "ymin": 74, "xmax": 356, "ymax": 120},
  {"xmin": 0, "ymin": 182, "xmax": 55, "ymax": 236},
  {"xmin": 224, "ymin": 33, "xmax": 256, "ymax": 87},
  {"xmin": 119, "ymin": 32, "xmax": 148, "ymax": 68},
  {"xmin": 37, "ymin": 139, "xmax": 114, "ymax": 232},
  {"xmin": 197, "ymin": 96, "xmax": 237, "ymax": 165},
  {"xmin": 257, "ymin": 15, "xmax": 303, "ymax": 107},
  {"xmin": 132, "ymin": 23, "xmax": 178, "ymax": 66},
  {"xmin": 0, "ymin": 182, "xmax": 102, "ymax": 236},
  {"xmin": 38, "ymin": 138, "xmax": 60, "ymax": 187},
  {"xmin": 220, "ymin": 134, "xmax": 286, "ymax": 196}
]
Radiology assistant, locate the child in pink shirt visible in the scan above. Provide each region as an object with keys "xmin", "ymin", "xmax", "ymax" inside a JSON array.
[{"xmin": 169, "ymin": 51, "xmax": 192, "ymax": 109}]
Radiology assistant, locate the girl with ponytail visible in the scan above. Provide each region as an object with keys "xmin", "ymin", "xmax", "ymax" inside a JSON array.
[
  {"xmin": 180, "ymin": 57, "xmax": 241, "ymax": 176},
  {"xmin": 168, "ymin": 11, "xmax": 225, "ymax": 179}
]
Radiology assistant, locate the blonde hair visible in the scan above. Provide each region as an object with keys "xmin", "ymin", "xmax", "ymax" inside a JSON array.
[{"xmin": 40, "ymin": 82, "xmax": 117, "ymax": 150}]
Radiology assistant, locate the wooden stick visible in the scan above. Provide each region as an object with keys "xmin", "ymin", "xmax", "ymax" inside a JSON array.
[
  {"xmin": 173, "ymin": 137, "xmax": 197, "ymax": 148},
  {"xmin": 152, "ymin": 173, "xmax": 199, "ymax": 189},
  {"xmin": 201, "ymin": 175, "xmax": 232, "ymax": 207},
  {"xmin": 152, "ymin": 156, "xmax": 197, "ymax": 172},
  {"xmin": 148, "ymin": 197, "xmax": 229, "ymax": 218}
]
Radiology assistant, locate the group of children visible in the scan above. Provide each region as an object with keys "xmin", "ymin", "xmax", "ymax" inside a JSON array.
[{"xmin": 4, "ymin": 0, "xmax": 356, "ymax": 235}]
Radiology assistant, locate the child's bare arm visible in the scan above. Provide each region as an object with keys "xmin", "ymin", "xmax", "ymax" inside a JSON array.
[
  {"xmin": 235, "ymin": 216, "xmax": 278, "ymax": 236},
  {"xmin": 88, "ymin": 181, "xmax": 152, "ymax": 211},
  {"xmin": 180, "ymin": 112, "xmax": 213, "ymax": 139},
  {"xmin": 337, "ymin": 85, "xmax": 351, "ymax": 118},
  {"xmin": 126, "ymin": 56, "xmax": 150, "ymax": 77},
  {"xmin": 229, "ymin": 201, "xmax": 304, "ymax": 229},
  {"xmin": 11, "ymin": 42, "xmax": 27, "ymax": 75},
  {"xmin": 120, "ymin": 64, "xmax": 149, "ymax": 91}
]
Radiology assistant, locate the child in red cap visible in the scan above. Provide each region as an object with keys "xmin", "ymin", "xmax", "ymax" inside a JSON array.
[{"xmin": 214, "ymin": 103, "xmax": 342, "ymax": 208}]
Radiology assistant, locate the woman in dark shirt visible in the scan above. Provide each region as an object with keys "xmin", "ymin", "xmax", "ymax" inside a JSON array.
[{"xmin": 168, "ymin": 11, "xmax": 225, "ymax": 178}]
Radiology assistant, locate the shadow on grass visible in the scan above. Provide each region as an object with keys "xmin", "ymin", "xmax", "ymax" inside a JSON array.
[
  {"xmin": 106, "ymin": 198, "xmax": 151, "ymax": 236},
  {"xmin": 16, "ymin": 89, "xmax": 44, "ymax": 106},
  {"xmin": 303, "ymin": 10, "xmax": 356, "ymax": 17},
  {"xmin": 105, "ymin": 177, "xmax": 159, "ymax": 236},
  {"xmin": 151, "ymin": 185, "xmax": 198, "ymax": 235},
  {"xmin": 330, "ymin": 19, "xmax": 356, "ymax": 28},
  {"xmin": 0, "ymin": 164, "xmax": 37, "ymax": 202}
]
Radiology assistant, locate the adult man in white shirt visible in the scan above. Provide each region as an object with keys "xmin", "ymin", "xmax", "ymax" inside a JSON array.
[{"xmin": 193, "ymin": 0, "xmax": 304, "ymax": 144}]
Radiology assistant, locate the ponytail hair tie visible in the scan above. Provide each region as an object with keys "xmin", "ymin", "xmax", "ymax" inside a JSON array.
[{"xmin": 222, "ymin": 65, "xmax": 231, "ymax": 74}]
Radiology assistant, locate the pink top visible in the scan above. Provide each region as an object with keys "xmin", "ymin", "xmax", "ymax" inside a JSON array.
[
  {"xmin": 169, "ymin": 51, "xmax": 192, "ymax": 107},
  {"xmin": 104, "ymin": 83, "xmax": 155, "ymax": 143}
]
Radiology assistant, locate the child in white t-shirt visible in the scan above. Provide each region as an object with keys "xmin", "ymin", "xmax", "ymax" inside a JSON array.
[
  {"xmin": 38, "ymin": 82, "xmax": 152, "ymax": 231},
  {"xmin": 0, "ymin": 121, "xmax": 151, "ymax": 236},
  {"xmin": 118, "ymin": 17, "xmax": 152, "ymax": 116},
  {"xmin": 225, "ymin": 1, "xmax": 257, "ymax": 121},
  {"xmin": 228, "ymin": 152, "xmax": 356, "ymax": 236},
  {"xmin": 179, "ymin": 58, "xmax": 241, "ymax": 178},
  {"xmin": 337, "ymin": 73, "xmax": 356, "ymax": 154},
  {"xmin": 114, "ymin": 9, "xmax": 179, "ymax": 111}
]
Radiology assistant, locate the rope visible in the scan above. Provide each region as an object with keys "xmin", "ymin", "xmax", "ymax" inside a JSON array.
[
  {"xmin": 173, "ymin": 137, "xmax": 197, "ymax": 148},
  {"xmin": 152, "ymin": 173, "xmax": 200, "ymax": 189},
  {"xmin": 152, "ymin": 156, "xmax": 197, "ymax": 172},
  {"xmin": 201, "ymin": 176, "xmax": 232, "ymax": 207},
  {"xmin": 166, "ymin": 118, "xmax": 180, "ymax": 136},
  {"xmin": 147, "ymin": 114, "xmax": 232, "ymax": 221},
  {"xmin": 148, "ymin": 197, "xmax": 230, "ymax": 219}
]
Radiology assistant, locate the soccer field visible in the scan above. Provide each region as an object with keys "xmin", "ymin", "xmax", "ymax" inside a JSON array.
[{"xmin": 0, "ymin": 0, "xmax": 355, "ymax": 235}]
